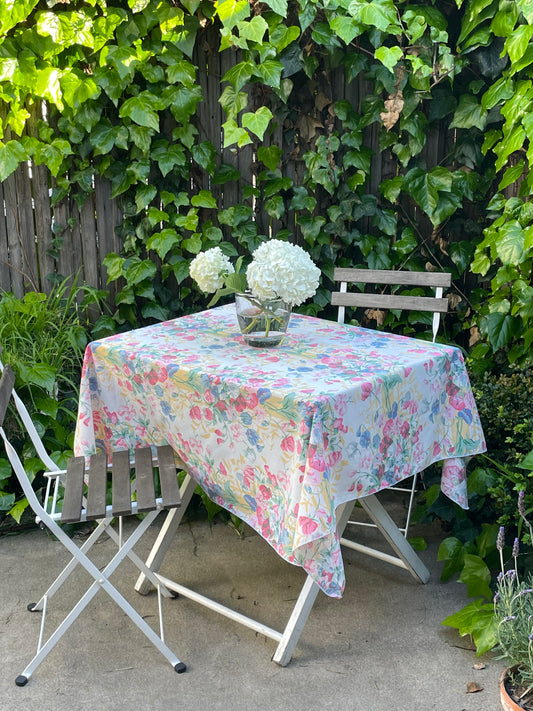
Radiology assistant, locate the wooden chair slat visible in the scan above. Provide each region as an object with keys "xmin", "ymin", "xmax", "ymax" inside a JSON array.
[
  {"xmin": 333, "ymin": 268, "xmax": 451, "ymax": 288},
  {"xmin": 134, "ymin": 447, "xmax": 156, "ymax": 512},
  {"xmin": 62, "ymin": 456, "xmax": 86, "ymax": 523},
  {"xmin": 111, "ymin": 449, "xmax": 133, "ymax": 517},
  {"xmin": 85, "ymin": 452, "xmax": 108, "ymax": 521},
  {"xmin": 331, "ymin": 292, "xmax": 450, "ymax": 313},
  {"xmin": 0, "ymin": 365, "xmax": 15, "ymax": 428},
  {"xmin": 156, "ymin": 445, "xmax": 180, "ymax": 509}
]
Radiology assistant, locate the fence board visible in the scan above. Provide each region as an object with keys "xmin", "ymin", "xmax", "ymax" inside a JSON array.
[
  {"xmin": 31, "ymin": 160, "xmax": 54, "ymax": 292},
  {"xmin": 95, "ymin": 176, "xmax": 122, "ymax": 301},
  {"xmin": 0, "ymin": 180, "xmax": 10, "ymax": 292},
  {"xmin": 3, "ymin": 170, "xmax": 23, "ymax": 297},
  {"xmin": 80, "ymin": 193, "xmax": 98, "ymax": 288}
]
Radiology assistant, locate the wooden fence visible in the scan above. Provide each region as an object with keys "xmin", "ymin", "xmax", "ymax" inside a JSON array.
[{"xmin": 0, "ymin": 29, "xmax": 454, "ymax": 303}]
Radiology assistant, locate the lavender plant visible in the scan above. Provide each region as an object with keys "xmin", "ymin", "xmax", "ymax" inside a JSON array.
[{"xmin": 494, "ymin": 492, "xmax": 533, "ymax": 703}]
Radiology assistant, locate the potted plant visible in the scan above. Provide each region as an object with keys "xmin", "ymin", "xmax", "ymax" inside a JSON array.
[{"xmin": 495, "ymin": 479, "xmax": 533, "ymax": 710}]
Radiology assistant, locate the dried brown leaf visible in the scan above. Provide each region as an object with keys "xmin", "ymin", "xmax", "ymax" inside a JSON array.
[
  {"xmin": 295, "ymin": 115, "xmax": 323, "ymax": 142},
  {"xmin": 447, "ymin": 293, "xmax": 462, "ymax": 310},
  {"xmin": 466, "ymin": 681, "xmax": 484, "ymax": 693},
  {"xmin": 365, "ymin": 308, "xmax": 386, "ymax": 326},
  {"xmin": 469, "ymin": 326, "xmax": 481, "ymax": 347},
  {"xmin": 316, "ymin": 92, "xmax": 331, "ymax": 111},
  {"xmin": 380, "ymin": 90, "xmax": 404, "ymax": 131}
]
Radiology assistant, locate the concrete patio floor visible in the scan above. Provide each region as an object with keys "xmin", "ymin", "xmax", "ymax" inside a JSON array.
[{"xmin": 0, "ymin": 513, "xmax": 504, "ymax": 711}]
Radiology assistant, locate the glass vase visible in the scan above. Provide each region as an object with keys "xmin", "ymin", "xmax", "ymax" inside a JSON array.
[{"xmin": 235, "ymin": 292, "xmax": 291, "ymax": 348}]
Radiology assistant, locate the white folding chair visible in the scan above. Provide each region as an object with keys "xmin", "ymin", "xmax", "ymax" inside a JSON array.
[
  {"xmin": 0, "ymin": 357, "xmax": 187, "ymax": 686},
  {"xmin": 331, "ymin": 268, "xmax": 451, "ymax": 547}
]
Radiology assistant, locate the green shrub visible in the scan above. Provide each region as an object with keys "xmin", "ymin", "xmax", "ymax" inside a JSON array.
[
  {"xmin": 472, "ymin": 366, "xmax": 533, "ymax": 467},
  {"xmin": 0, "ymin": 282, "xmax": 105, "ymax": 529}
]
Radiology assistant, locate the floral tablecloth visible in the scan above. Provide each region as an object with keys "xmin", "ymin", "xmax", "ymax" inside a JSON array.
[{"xmin": 74, "ymin": 305, "xmax": 486, "ymax": 598}]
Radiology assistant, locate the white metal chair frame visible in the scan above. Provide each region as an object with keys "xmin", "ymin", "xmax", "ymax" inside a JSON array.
[
  {"xmin": 331, "ymin": 268, "xmax": 451, "ymax": 554},
  {"xmin": 0, "ymin": 355, "xmax": 187, "ymax": 686}
]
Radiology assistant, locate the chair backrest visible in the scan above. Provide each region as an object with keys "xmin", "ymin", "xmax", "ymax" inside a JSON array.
[
  {"xmin": 0, "ymin": 346, "xmax": 60, "ymax": 472},
  {"xmin": 331, "ymin": 268, "xmax": 451, "ymax": 342}
]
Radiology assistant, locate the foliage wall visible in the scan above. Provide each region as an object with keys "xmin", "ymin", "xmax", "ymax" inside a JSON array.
[{"xmin": 1, "ymin": 0, "xmax": 532, "ymax": 369}]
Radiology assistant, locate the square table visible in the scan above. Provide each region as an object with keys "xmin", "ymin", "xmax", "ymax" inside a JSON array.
[{"xmin": 74, "ymin": 304, "xmax": 486, "ymax": 663}]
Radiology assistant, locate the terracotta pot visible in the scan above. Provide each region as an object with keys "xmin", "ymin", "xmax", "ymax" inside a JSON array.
[{"xmin": 500, "ymin": 667, "xmax": 529, "ymax": 711}]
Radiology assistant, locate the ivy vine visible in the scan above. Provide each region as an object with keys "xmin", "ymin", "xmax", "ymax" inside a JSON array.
[{"xmin": 0, "ymin": 0, "xmax": 532, "ymax": 368}]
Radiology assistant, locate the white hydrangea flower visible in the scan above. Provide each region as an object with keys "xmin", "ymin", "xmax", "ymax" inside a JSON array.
[
  {"xmin": 246, "ymin": 240, "xmax": 320, "ymax": 306},
  {"xmin": 189, "ymin": 247, "xmax": 234, "ymax": 293}
]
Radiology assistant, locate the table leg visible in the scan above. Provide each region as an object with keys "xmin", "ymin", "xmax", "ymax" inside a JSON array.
[
  {"xmin": 135, "ymin": 474, "xmax": 198, "ymax": 595},
  {"xmin": 271, "ymin": 500, "xmax": 355, "ymax": 666},
  {"xmin": 341, "ymin": 494, "xmax": 430, "ymax": 584}
]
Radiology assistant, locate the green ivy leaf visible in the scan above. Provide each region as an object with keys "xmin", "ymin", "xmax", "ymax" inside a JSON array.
[
  {"xmin": 146, "ymin": 228, "xmax": 179, "ymax": 260},
  {"xmin": 219, "ymin": 85, "xmax": 249, "ymax": 119},
  {"xmin": 215, "ymin": 0, "xmax": 250, "ymax": 28},
  {"xmin": 262, "ymin": 0, "xmax": 288, "ymax": 15},
  {"xmin": 0, "ymin": 140, "xmax": 28, "ymax": 180},
  {"xmin": 103, "ymin": 253, "xmax": 124, "ymax": 282},
  {"xmin": 0, "ymin": 0, "xmax": 39, "ymax": 34},
  {"xmin": 257, "ymin": 145, "xmax": 282, "ymax": 171},
  {"xmin": 182, "ymin": 234, "xmax": 203, "ymax": 253},
  {"xmin": 380, "ymin": 176, "xmax": 403, "ymax": 203},
  {"xmin": 498, "ymin": 160, "xmax": 525, "ymax": 191},
  {"xmin": 450, "ymin": 95, "xmax": 487, "ymax": 130},
  {"xmin": 212, "ymin": 163, "xmax": 241, "ymax": 184},
  {"xmin": 437, "ymin": 536, "xmax": 465, "ymax": 581},
  {"xmin": 449, "ymin": 241, "xmax": 475, "ymax": 275},
  {"xmin": 457, "ymin": 0, "xmax": 495, "ymax": 46},
  {"xmin": 254, "ymin": 60, "xmax": 284, "ymax": 88},
  {"xmin": 372, "ymin": 208, "xmax": 396, "ymax": 235},
  {"xmin": 505, "ymin": 23, "xmax": 533, "ymax": 64},
  {"xmin": 191, "ymin": 190, "xmax": 217, "ymax": 208},
  {"xmin": 222, "ymin": 119, "xmax": 251, "ymax": 148},
  {"xmin": 290, "ymin": 186, "xmax": 316, "ymax": 212},
  {"xmin": 496, "ymin": 221, "xmax": 526, "ymax": 264},
  {"xmin": 192, "ymin": 141, "xmax": 216, "ymax": 173},
  {"xmin": 265, "ymin": 195, "xmax": 285, "ymax": 219},
  {"xmin": 0, "ymin": 459, "xmax": 11, "ymax": 484},
  {"xmin": 0, "ymin": 493, "xmax": 15, "ymax": 511},
  {"xmin": 237, "ymin": 15, "xmax": 268, "ymax": 43},
  {"xmin": 494, "ymin": 125, "xmax": 527, "ymax": 171},
  {"xmin": 330, "ymin": 16, "xmax": 363, "ymax": 45},
  {"xmin": 142, "ymin": 302, "xmax": 169, "ymax": 321},
  {"xmin": 222, "ymin": 60, "xmax": 255, "ymax": 91},
  {"xmin": 241, "ymin": 106, "xmax": 273, "ymax": 139},
  {"xmin": 349, "ymin": 0, "xmax": 401, "ymax": 33},
  {"xmin": 375, "ymin": 45, "xmax": 403, "ymax": 73},
  {"xmin": 7, "ymin": 497, "xmax": 29, "ymax": 524},
  {"xmin": 167, "ymin": 85, "xmax": 203, "ymax": 123},
  {"xmin": 33, "ymin": 139, "xmax": 71, "ymax": 175},
  {"xmin": 485, "ymin": 312, "xmax": 519, "ymax": 351},
  {"xmin": 124, "ymin": 257, "xmax": 157, "ymax": 285},
  {"xmin": 119, "ymin": 93, "xmax": 160, "ymax": 130},
  {"xmin": 166, "ymin": 59, "xmax": 197, "ymax": 86},
  {"xmin": 135, "ymin": 184, "xmax": 157, "ymax": 213},
  {"xmin": 403, "ymin": 167, "xmax": 453, "ymax": 224}
]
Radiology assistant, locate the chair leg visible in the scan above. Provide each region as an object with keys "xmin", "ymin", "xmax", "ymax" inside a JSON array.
[
  {"xmin": 29, "ymin": 519, "xmax": 109, "ymax": 611},
  {"xmin": 105, "ymin": 523, "xmax": 175, "ymax": 599},
  {"xmin": 17, "ymin": 510, "xmax": 186, "ymax": 685}
]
